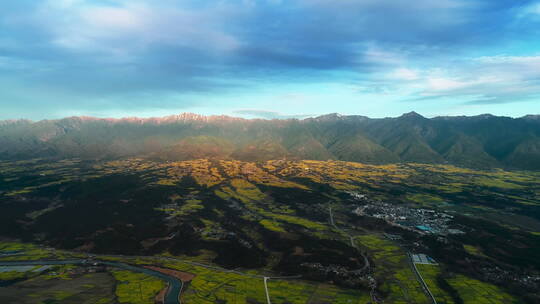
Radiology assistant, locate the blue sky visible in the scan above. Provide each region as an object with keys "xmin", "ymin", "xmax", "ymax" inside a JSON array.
[{"xmin": 1, "ymin": 0, "xmax": 540, "ymax": 120}]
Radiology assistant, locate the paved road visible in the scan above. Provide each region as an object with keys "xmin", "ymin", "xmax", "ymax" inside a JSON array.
[
  {"xmin": 407, "ymin": 253, "xmax": 438, "ymax": 304},
  {"xmin": 329, "ymin": 207, "xmax": 371, "ymax": 272},
  {"xmin": 0, "ymin": 259, "xmax": 183, "ymax": 304},
  {"xmin": 328, "ymin": 206, "xmax": 379, "ymax": 303},
  {"xmin": 263, "ymin": 277, "xmax": 272, "ymax": 304},
  {"xmin": 81, "ymin": 252, "xmax": 299, "ymax": 280}
]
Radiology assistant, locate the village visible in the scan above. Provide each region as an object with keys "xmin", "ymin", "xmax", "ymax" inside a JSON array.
[{"xmin": 348, "ymin": 191, "xmax": 465, "ymax": 236}]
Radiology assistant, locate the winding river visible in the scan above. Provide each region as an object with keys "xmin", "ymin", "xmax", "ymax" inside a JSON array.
[{"xmin": 0, "ymin": 259, "xmax": 183, "ymax": 304}]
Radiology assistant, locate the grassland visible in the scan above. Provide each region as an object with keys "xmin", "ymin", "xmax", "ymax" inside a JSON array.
[
  {"xmin": 216, "ymin": 178, "xmax": 328, "ymax": 231},
  {"xmin": 267, "ymin": 280, "xmax": 371, "ymax": 304},
  {"xmin": 271, "ymin": 160, "xmax": 410, "ymax": 190},
  {"xmin": 181, "ymin": 268, "xmax": 369, "ymax": 304},
  {"xmin": 0, "ymin": 270, "xmax": 116, "ymax": 304},
  {"xmin": 473, "ymin": 177, "xmax": 523, "ymax": 190},
  {"xmin": 259, "ymin": 219, "xmax": 287, "ymax": 233},
  {"xmin": 462, "ymin": 245, "xmax": 487, "ymax": 258},
  {"xmin": 96, "ymin": 256, "xmax": 270, "ymax": 303},
  {"xmin": 1, "ymin": 158, "xmax": 540, "ymax": 303},
  {"xmin": 0, "ymin": 241, "xmax": 56, "ymax": 261},
  {"xmin": 3, "ymin": 158, "xmax": 539, "ymax": 220},
  {"xmin": 95, "ymin": 255, "xmax": 368, "ymax": 304},
  {"xmin": 3, "ymin": 158, "xmax": 539, "ymax": 197},
  {"xmin": 406, "ymin": 194, "xmax": 445, "ymax": 207},
  {"xmin": 0, "ymin": 267, "xmax": 32, "ymax": 281}
]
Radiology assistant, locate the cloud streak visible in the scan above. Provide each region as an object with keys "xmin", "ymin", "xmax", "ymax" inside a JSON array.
[
  {"xmin": 367, "ymin": 54, "xmax": 540, "ymax": 104},
  {"xmin": 232, "ymin": 109, "xmax": 313, "ymax": 119}
]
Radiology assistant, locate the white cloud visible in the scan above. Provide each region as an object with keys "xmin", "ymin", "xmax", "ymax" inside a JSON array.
[
  {"xmin": 82, "ymin": 6, "xmax": 144, "ymax": 31},
  {"xmin": 423, "ymin": 75, "xmax": 502, "ymax": 95},
  {"xmin": 365, "ymin": 54, "xmax": 540, "ymax": 103},
  {"xmin": 363, "ymin": 45, "xmax": 405, "ymax": 66},
  {"xmin": 40, "ymin": 1, "xmax": 241, "ymax": 56},
  {"xmin": 232, "ymin": 109, "xmax": 312, "ymax": 119},
  {"xmin": 476, "ymin": 55, "xmax": 540, "ymax": 71},
  {"xmin": 299, "ymin": 0, "xmax": 474, "ymax": 27},
  {"xmin": 46, "ymin": 0, "xmax": 84, "ymax": 9},
  {"xmin": 425, "ymin": 77, "xmax": 467, "ymax": 92},
  {"xmin": 390, "ymin": 68, "xmax": 419, "ymax": 81},
  {"xmin": 520, "ymin": 2, "xmax": 540, "ymax": 17}
]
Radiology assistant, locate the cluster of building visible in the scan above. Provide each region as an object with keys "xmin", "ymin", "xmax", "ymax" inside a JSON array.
[
  {"xmin": 411, "ymin": 253, "xmax": 437, "ymax": 265},
  {"xmin": 349, "ymin": 192, "xmax": 465, "ymax": 236},
  {"xmin": 48, "ymin": 265, "xmax": 105, "ymax": 277},
  {"xmin": 300, "ymin": 262, "xmax": 350, "ymax": 276},
  {"xmin": 299, "ymin": 262, "xmax": 371, "ymax": 288},
  {"xmin": 480, "ymin": 264, "xmax": 540, "ymax": 291}
]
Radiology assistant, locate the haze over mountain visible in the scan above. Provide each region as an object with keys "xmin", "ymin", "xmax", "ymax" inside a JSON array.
[{"xmin": 2, "ymin": 112, "xmax": 540, "ymax": 170}]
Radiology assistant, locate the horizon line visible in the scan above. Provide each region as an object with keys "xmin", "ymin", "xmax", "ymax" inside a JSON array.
[{"xmin": 1, "ymin": 111, "xmax": 539, "ymax": 124}]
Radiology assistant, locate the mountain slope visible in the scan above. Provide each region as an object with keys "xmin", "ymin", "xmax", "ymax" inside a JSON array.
[{"xmin": 1, "ymin": 112, "xmax": 540, "ymax": 169}]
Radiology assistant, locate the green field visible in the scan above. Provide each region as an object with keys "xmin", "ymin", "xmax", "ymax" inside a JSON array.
[
  {"xmin": 415, "ymin": 264, "xmax": 455, "ymax": 304},
  {"xmin": 111, "ymin": 270, "xmax": 167, "ymax": 304},
  {"xmin": 268, "ymin": 280, "xmax": 371, "ymax": 304},
  {"xmin": 0, "ymin": 270, "xmax": 116, "ymax": 304},
  {"xmin": 1, "ymin": 158, "xmax": 540, "ymax": 303},
  {"xmin": 447, "ymin": 274, "xmax": 518, "ymax": 304},
  {"xmin": 95, "ymin": 255, "xmax": 369, "ymax": 304},
  {"xmin": 356, "ymin": 235, "xmax": 429, "ymax": 304}
]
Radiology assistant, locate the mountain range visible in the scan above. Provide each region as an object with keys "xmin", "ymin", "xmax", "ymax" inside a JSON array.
[{"xmin": 1, "ymin": 112, "xmax": 540, "ymax": 169}]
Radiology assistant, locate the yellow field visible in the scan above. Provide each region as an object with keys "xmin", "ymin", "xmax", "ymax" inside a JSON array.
[{"xmin": 112, "ymin": 270, "xmax": 166, "ymax": 304}]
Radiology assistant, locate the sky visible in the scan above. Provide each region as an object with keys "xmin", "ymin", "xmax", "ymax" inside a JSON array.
[{"xmin": 1, "ymin": 0, "xmax": 540, "ymax": 120}]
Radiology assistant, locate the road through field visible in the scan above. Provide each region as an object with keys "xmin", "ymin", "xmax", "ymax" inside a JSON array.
[
  {"xmin": 408, "ymin": 253, "xmax": 438, "ymax": 304},
  {"xmin": 328, "ymin": 206, "xmax": 379, "ymax": 303}
]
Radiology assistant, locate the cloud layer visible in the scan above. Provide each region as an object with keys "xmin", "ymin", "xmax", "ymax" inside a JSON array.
[{"xmin": 1, "ymin": 0, "xmax": 539, "ymax": 119}]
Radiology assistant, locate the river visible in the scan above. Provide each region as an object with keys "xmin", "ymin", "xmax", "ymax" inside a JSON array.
[{"xmin": 0, "ymin": 259, "xmax": 183, "ymax": 304}]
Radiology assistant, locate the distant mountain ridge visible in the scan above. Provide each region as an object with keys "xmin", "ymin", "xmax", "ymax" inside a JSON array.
[{"xmin": 1, "ymin": 112, "xmax": 540, "ymax": 169}]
